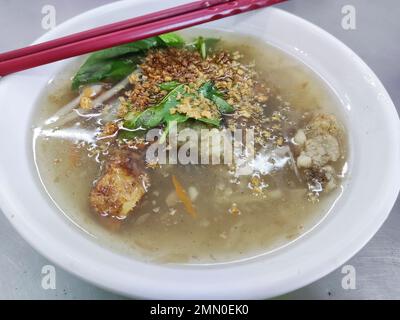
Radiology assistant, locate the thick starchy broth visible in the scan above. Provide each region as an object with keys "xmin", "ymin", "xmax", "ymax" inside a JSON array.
[{"xmin": 32, "ymin": 31, "xmax": 347, "ymax": 263}]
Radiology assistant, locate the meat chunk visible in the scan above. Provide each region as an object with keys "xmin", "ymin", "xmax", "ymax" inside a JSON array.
[
  {"xmin": 297, "ymin": 134, "xmax": 340, "ymax": 168},
  {"xmin": 293, "ymin": 114, "xmax": 343, "ymax": 195},
  {"xmin": 306, "ymin": 113, "xmax": 341, "ymax": 138},
  {"xmin": 90, "ymin": 151, "xmax": 149, "ymax": 220},
  {"xmin": 295, "ymin": 114, "xmax": 342, "ymax": 169},
  {"xmin": 293, "ymin": 129, "xmax": 306, "ymax": 146}
]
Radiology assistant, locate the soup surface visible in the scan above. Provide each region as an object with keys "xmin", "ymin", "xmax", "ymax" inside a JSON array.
[{"xmin": 32, "ymin": 31, "xmax": 347, "ymax": 263}]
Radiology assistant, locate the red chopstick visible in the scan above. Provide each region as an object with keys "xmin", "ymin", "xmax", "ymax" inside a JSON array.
[
  {"xmin": 0, "ymin": 0, "xmax": 286, "ymax": 76},
  {"xmin": 0, "ymin": 0, "xmax": 232, "ymax": 62}
]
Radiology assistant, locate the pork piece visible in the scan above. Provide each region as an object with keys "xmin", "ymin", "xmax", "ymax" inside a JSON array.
[
  {"xmin": 90, "ymin": 150, "xmax": 149, "ymax": 219},
  {"xmin": 295, "ymin": 114, "xmax": 342, "ymax": 169},
  {"xmin": 293, "ymin": 114, "xmax": 343, "ymax": 194},
  {"xmin": 297, "ymin": 135, "xmax": 340, "ymax": 168}
]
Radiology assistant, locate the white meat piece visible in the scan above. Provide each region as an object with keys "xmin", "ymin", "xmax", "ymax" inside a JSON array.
[
  {"xmin": 298, "ymin": 134, "xmax": 340, "ymax": 168},
  {"xmin": 295, "ymin": 114, "xmax": 341, "ymax": 168}
]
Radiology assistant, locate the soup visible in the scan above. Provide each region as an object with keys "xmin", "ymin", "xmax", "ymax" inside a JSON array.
[{"xmin": 32, "ymin": 31, "xmax": 347, "ymax": 263}]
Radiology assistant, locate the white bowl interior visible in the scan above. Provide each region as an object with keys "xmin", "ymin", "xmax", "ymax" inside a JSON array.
[{"xmin": 0, "ymin": 0, "xmax": 399, "ymax": 299}]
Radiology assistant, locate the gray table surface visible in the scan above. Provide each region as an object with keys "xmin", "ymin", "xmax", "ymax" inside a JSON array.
[{"xmin": 0, "ymin": 0, "xmax": 399, "ymax": 300}]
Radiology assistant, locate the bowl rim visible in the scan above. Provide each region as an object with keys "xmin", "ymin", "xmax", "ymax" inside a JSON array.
[{"xmin": 0, "ymin": 0, "xmax": 399, "ymax": 299}]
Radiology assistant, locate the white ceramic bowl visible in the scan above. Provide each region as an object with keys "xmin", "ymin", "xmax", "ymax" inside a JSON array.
[{"xmin": 0, "ymin": 0, "xmax": 399, "ymax": 299}]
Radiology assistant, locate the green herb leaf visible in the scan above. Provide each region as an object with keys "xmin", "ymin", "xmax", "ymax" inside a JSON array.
[
  {"xmin": 158, "ymin": 84, "xmax": 186, "ymax": 112},
  {"xmin": 211, "ymin": 95, "xmax": 234, "ymax": 114},
  {"xmin": 198, "ymin": 37, "xmax": 207, "ymax": 59},
  {"xmin": 164, "ymin": 113, "xmax": 189, "ymax": 124},
  {"xmin": 119, "ymin": 81, "xmax": 228, "ymax": 140},
  {"xmin": 85, "ymin": 38, "xmax": 161, "ymax": 62},
  {"xmin": 159, "ymin": 81, "xmax": 181, "ymax": 91},
  {"xmin": 72, "ymin": 33, "xmax": 185, "ymax": 90},
  {"xmin": 192, "ymin": 37, "xmax": 220, "ymax": 59},
  {"xmin": 71, "ymin": 56, "xmax": 141, "ymax": 90},
  {"xmin": 158, "ymin": 33, "xmax": 185, "ymax": 47},
  {"xmin": 198, "ymin": 81, "xmax": 234, "ymax": 114},
  {"xmin": 119, "ymin": 84, "xmax": 186, "ymax": 139},
  {"xmin": 159, "ymin": 113, "xmax": 189, "ymax": 144}
]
